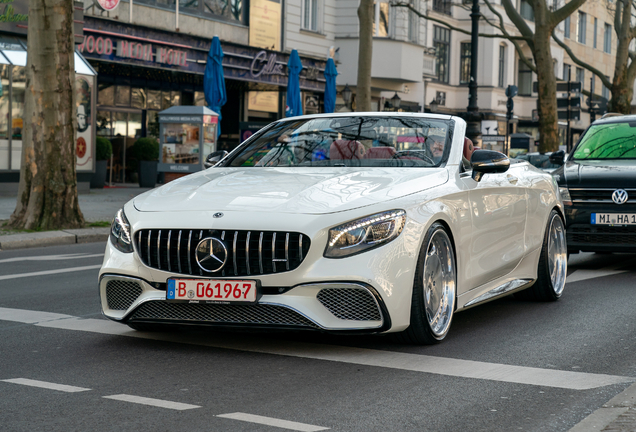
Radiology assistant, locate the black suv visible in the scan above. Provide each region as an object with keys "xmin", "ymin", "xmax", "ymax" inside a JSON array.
[{"xmin": 550, "ymin": 115, "xmax": 636, "ymax": 255}]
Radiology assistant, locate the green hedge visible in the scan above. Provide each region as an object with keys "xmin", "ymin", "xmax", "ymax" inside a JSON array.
[
  {"xmin": 131, "ymin": 137, "xmax": 159, "ymax": 162},
  {"xmin": 95, "ymin": 137, "xmax": 112, "ymax": 161}
]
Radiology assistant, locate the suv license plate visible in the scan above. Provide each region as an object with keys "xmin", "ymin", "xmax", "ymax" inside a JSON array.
[
  {"xmin": 167, "ymin": 279, "xmax": 257, "ymax": 303},
  {"xmin": 591, "ymin": 213, "xmax": 636, "ymax": 225}
]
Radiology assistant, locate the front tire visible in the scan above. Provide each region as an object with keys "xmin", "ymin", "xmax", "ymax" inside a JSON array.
[
  {"xmin": 397, "ymin": 222, "xmax": 457, "ymax": 344},
  {"xmin": 516, "ymin": 210, "xmax": 567, "ymax": 301}
]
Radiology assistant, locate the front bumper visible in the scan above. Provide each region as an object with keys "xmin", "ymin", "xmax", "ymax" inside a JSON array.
[
  {"xmin": 100, "ymin": 274, "xmax": 390, "ymax": 333},
  {"xmin": 565, "ymin": 204, "xmax": 636, "ymax": 253}
]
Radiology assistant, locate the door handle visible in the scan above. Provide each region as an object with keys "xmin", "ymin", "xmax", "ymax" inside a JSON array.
[{"xmin": 507, "ymin": 174, "xmax": 518, "ymax": 184}]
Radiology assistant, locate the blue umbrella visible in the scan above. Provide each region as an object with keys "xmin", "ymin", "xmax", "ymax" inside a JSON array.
[
  {"xmin": 323, "ymin": 58, "xmax": 338, "ymax": 113},
  {"xmin": 285, "ymin": 49, "xmax": 304, "ymax": 117},
  {"xmin": 204, "ymin": 36, "xmax": 227, "ymax": 137}
]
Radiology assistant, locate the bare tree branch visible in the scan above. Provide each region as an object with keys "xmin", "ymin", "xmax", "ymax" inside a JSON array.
[
  {"xmin": 552, "ymin": 30, "xmax": 613, "ymax": 88},
  {"xmin": 550, "ymin": 0, "xmax": 587, "ymax": 26},
  {"xmin": 500, "ymin": 0, "xmax": 535, "ymax": 39},
  {"xmin": 391, "ymin": 2, "xmax": 529, "ymax": 40}
]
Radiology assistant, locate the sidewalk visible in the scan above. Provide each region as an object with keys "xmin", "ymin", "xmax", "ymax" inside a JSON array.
[{"xmin": 0, "ymin": 185, "xmax": 151, "ymax": 251}]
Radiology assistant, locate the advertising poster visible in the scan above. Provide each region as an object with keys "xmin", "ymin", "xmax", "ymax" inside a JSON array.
[
  {"xmin": 249, "ymin": 0, "xmax": 281, "ymax": 51},
  {"xmin": 75, "ymin": 75, "xmax": 94, "ymax": 172}
]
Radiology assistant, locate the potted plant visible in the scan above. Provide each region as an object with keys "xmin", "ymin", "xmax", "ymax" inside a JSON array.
[
  {"xmin": 90, "ymin": 137, "xmax": 112, "ymax": 189},
  {"xmin": 131, "ymin": 137, "xmax": 159, "ymax": 188}
]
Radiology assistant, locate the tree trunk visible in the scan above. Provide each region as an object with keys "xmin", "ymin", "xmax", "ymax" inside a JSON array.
[
  {"xmin": 9, "ymin": 0, "xmax": 84, "ymax": 230},
  {"xmin": 356, "ymin": 0, "xmax": 374, "ymax": 112},
  {"xmin": 534, "ymin": 29, "xmax": 560, "ymax": 153},
  {"xmin": 609, "ymin": 0, "xmax": 634, "ymax": 114}
]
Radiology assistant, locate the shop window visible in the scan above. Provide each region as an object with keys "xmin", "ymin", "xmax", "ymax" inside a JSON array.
[
  {"xmin": 132, "ymin": 87, "xmax": 147, "ymax": 109},
  {"xmin": 11, "ymin": 66, "xmax": 25, "ymax": 141},
  {"xmin": 96, "ymin": 110, "xmax": 112, "ymax": 136},
  {"xmin": 113, "ymin": 112, "xmax": 128, "ymax": 137},
  {"xmin": 147, "ymin": 111, "xmax": 160, "ymax": 139},
  {"xmin": 195, "ymin": 91, "xmax": 206, "ymax": 106},
  {"xmin": 129, "ymin": 112, "xmax": 142, "ymax": 138},
  {"xmin": 147, "ymin": 89, "xmax": 162, "ymax": 110},
  {"xmin": 0, "ymin": 65, "xmax": 9, "ymax": 140},
  {"xmin": 171, "ymin": 90, "xmax": 181, "ymax": 107},
  {"xmin": 162, "ymin": 91, "xmax": 171, "ymax": 110},
  {"xmin": 116, "ymin": 85, "xmax": 131, "ymax": 106},
  {"xmin": 99, "ymin": 83, "xmax": 115, "ymax": 106}
]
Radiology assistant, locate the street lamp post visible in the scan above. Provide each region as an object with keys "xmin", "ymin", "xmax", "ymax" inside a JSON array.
[{"xmin": 466, "ymin": 0, "xmax": 482, "ymax": 144}]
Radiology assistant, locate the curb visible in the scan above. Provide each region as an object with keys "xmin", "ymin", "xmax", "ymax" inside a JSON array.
[
  {"xmin": 0, "ymin": 228, "xmax": 110, "ymax": 250},
  {"xmin": 569, "ymin": 382, "xmax": 636, "ymax": 431}
]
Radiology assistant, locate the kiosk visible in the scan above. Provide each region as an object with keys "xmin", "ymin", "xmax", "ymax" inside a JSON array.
[{"xmin": 158, "ymin": 106, "xmax": 219, "ymax": 183}]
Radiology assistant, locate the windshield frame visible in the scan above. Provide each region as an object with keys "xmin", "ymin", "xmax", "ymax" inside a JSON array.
[{"xmin": 218, "ymin": 115, "xmax": 456, "ymax": 169}]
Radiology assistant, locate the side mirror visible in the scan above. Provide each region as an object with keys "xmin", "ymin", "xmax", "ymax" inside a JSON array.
[
  {"xmin": 204, "ymin": 150, "xmax": 228, "ymax": 168},
  {"xmin": 549, "ymin": 150, "xmax": 565, "ymax": 165},
  {"xmin": 471, "ymin": 150, "xmax": 510, "ymax": 182}
]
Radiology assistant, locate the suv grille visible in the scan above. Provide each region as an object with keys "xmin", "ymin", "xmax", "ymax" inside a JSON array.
[
  {"xmin": 129, "ymin": 301, "xmax": 319, "ymax": 329},
  {"xmin": 568, "ymin": 225, "xmax": 636, "ymax": 245},
  {"xmin": 135, "ymin": 229, "xmax": 310, "ymax": 277},
  {"xmin": 317, "ymin": 288, "xmax": 382, "ymax": 321},
  {"xmin": 569, "ymin": 188, "xmax": 636, "ymax": 203}
]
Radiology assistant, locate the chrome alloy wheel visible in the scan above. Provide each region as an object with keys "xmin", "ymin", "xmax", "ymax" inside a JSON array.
[
  {"xmin": 547, "ymin": 214, "xmax": 567, "ymax": 296},
  {"xmin": 422, "ymin": 229, "xmax": 456, "ymax": 338}
]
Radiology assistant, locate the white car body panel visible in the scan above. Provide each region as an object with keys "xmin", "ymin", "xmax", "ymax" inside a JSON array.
[{"xmin": 99, "ymin": 113, "xmax": 563, "ymax": 335}]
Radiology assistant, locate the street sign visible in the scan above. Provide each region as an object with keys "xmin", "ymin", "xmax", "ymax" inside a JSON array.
[
  {"xmin": 482, "ymin": 135, "xmax": 506, "ymax": 142},
  {"xmin": 505, "ymin": 85, "xmax": 518, "ymax": 98},
  {"xmin": 558, "ymin": 110, "xmax": 580, "ymax": 121},
  {"xmin": 557, "ymin": 96, "xmax": 581, "ymax": 109}
]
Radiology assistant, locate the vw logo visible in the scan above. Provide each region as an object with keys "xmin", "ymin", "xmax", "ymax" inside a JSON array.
[
  {"xmin": 612, "ymin": 189, "xmax": 629, "ymax": 205},
  {"xmin": 213, "ymin": 212, "xmax": 224, "ymax": 218},
  {"xmin": 195, "ymin": 237, "xmax": 228, "ymax": 272}
]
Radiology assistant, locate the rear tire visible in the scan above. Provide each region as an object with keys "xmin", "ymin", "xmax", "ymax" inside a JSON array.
[
  {"xmin": 396, "ymin": 222, "xmax": 456, "ymax": 344},
  {"xmin": 515, "ymin": 210, "xmax": 567, "ymax": 301}
]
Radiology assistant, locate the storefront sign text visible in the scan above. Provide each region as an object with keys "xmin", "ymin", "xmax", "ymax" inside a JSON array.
[
  {"xmin": 250, "ymin": 50, "xmax": 284, "ymax": 78},
  {"xmin": 79, "ymin": 36, "xmax": 187, "ymax": 67}
]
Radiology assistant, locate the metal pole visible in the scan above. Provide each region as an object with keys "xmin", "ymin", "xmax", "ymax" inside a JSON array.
[
  {"xmin": 130, "ymin": 0, "xmax": 133, "ymax": 22},
  {"xmin": 589, "ymin": 76, "xmax": 596, "ymax": 123},
  {"xmin": 465, "ymin": 0, "xmax": 482, "ymax": 143},
  {"xmin": 176, "ymin": 0, "xmax": 179, "ymax": 30}
]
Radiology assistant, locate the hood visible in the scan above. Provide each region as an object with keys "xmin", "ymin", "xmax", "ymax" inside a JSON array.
[
  {"xmin": 134, "ymin": 167, "xmax": 448, "ymax": 215},
  {"xmin": 559, "ymin": 159, "xmax": 636, "ymax": 188}
]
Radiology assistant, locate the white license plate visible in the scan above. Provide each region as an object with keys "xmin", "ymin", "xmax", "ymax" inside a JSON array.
[
  {"xmin": 591, "ymin": 213, "xmax": 636, "ymax": 225},
  {"xmin": 166, "ymin": 279, "xmax": 257, "ymax": 303}
]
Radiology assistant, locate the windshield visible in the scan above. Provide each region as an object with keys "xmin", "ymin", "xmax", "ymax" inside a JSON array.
[
  {"xmin": 573, "ymin": 122, "xmax": 636, "ymax": 160},
  {"xmin": 225, "ymin": 116, "xmax": 452, "ymax": 168}
]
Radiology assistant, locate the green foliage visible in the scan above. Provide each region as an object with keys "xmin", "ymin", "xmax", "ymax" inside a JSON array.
[
  {"xmin": 131, "ymin": 137, "xmax": 159, "ymax": 162},
  {"xmin": 95, "ymin": 137, "xmax": 112, "ymax": 161}
]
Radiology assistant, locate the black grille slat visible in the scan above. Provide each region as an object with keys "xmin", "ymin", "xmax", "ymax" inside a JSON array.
[
  {"xmin": 135, "ymin": 229, "xmax": 310, "ymax": 277},
  {"xmin": 129, "ymin": 301, "xmax": 318, "ymax": 328},
  {"xmin": 570, "ymin": 188, "xmax": 636, "ymax": 203},
  {"xmin": 568, "ymin": 224, "xmax": 636, "ymax": 245},
  {"xmin": 106, "ymin": 280, "xmax": 143, "ymax": 310}
]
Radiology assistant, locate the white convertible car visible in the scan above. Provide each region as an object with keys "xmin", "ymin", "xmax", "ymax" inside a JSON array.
[{"xmin": 100, "ymin": 113, "xmax": 567, "ymax": 344}]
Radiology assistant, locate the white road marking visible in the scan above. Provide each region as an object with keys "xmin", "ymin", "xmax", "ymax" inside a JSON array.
[
  {"xmin": 2, "ymin": 378, "xmax": 91, "ymax": 393},
  {"xmin": 217, "ymin": 412, "xmax": 329, "ymax": 431},
  {"xmin": 566, "ymin": 269, "xmax": 628, "ymax": 284},
  {"xmin": 0, "ymin": 307, "xmax": 632, "ymax": 391},
  {"xmin": 103, "ymin": 394, "xmax": 200, "ymax": 410},
  {"xmin": 0, "ymin": 265, "xmax": 102, "ymax": 281},
  {"xmin": 0, "ymin": 253, "xmax": 104, "ymax": 264}
]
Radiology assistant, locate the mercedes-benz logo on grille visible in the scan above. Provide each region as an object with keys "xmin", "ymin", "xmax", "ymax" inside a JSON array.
[
  {"xmin": 612, "ymin": 189, "xmax": 629, "ymax": 205},
  {"xmin": 195, "ymin": 237, "xmax": 228, "ymax": 272}
]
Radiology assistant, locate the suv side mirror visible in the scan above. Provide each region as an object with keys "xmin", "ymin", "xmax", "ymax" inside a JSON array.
[
  {"xmin": 471, "ymin": 150, "xmax": 510, "ymax": 182},
  {"xmin": 549, "ymin": 150, "xmax": 565, "ymax": 165},
  {"xmin": 204, "ymin": 150, "xmax": 228, "ymax": 168}
]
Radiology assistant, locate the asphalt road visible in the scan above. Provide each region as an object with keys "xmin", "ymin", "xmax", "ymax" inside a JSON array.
[{"xmin": 0, "ymin": 242, "xmax": 635, "ymax": 432}]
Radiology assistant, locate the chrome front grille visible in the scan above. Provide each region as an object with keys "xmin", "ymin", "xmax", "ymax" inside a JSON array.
[
  {"xmin": 569, "ymin": 188, "xmax": 636, "ymax": 203},
  {"xmin": 106, "ymin": 280, "xmax": 143, "ymax": 310},
  {"xmin": 135, "ymin": 229, "xmax": 310, "ymax": 277},
  {"xmin": 129, "ymin": 301, "xmax": 319, "ymax": 328},
  {"xmin": 317, "ymin": 288, "xmax": 382, "ymax": 321}
]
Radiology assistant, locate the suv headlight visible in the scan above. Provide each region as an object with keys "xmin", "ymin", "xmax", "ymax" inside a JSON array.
[
  {"xmin": 559, "ymin": 187, "xmax": 572, "ymax": 205},
  {"xmin": 324, "ymin": 210, "xmax": 406, "ymax": 258},
  {"xmin": 110, "ymin": 208, "xmax": 133, "ymax": 253}
]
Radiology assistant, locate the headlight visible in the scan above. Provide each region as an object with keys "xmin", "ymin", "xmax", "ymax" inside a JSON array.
[
  {"xmin": 324, "ymin": 210, "xmax": 406, "ymax": 258},
  {"xmin": 110, "ymin": 208, "xmax": 133, "ymax": 253},
  {"xmin": 559, "ymin": 187, "xmax": 572, "ymax": 205}
]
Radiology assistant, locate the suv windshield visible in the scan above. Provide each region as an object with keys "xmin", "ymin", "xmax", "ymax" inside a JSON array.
[
  {"xmin": 573, "ymin": 122, "xmax": 636, "ymax": 160},
  {"xmin": 226, "ymin": 116, "xmax": 452, "ymax": 168}
]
